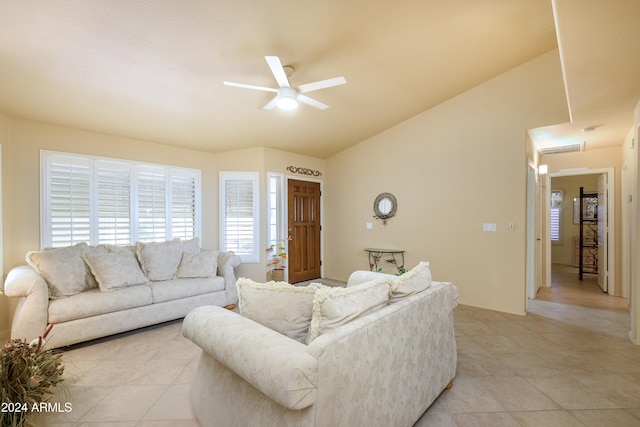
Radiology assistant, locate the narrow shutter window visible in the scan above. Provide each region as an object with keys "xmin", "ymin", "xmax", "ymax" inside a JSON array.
[
  {"xmin": 550, "ymin": 208, "xmax": 561, "ymax": 242},
  {"xmin": 171, "ymin": 170, "xmax": 199, "ymax": 241},
  {"xmin": 137, "ymin": 166, "xmax": 167, "ymax": 242},
  {"xmin": 267, "ymin": 173, "xmax": 284, "ymax": 247},
  {"xmin": 96, "ymin": 161, "xmax": 131, "ymax": 245},
  {"xmin": 220, "ymin": 172, "xmax": 259, "ymax": 262},
  {"xmin": 550, "ymin": 190, "xmax": 563, "ymax": 243},
  {"xmin": 47, "ymin": 158, "xmax": 91, "ymax": 247}
]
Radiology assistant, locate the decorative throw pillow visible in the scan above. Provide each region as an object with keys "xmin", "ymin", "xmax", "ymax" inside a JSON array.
[
  {"xmin": 181, "ymin": 237, "xmax": 201, "ymax": 254},
  {"xmin": 98, "ymin": 243, "xmax": 136, "ymax": 255},
  {"xmin": 82, "ymin": 251, "xmax": 150, "ymax": 292},
  {"xmin": 136, "ymin": 239, "xmax": 183, "ymax": 281},
  {"xmin": 26, "ymin": 243, "xmax": 93, "ymax": 299},
  {"xmin": 237, "ymin": 278, "xmax": 326, "ymax": 343},
  {"xmin": 306, "ymin": 278, "xmax": 391, "ymax": 344},
  {"xmin": 175, "ymin": 250, "xmax": 218, "ymax": 278},
  {"xmin": 83, "ymin": 245, "xmax": 108, "ymax": 290},
  {"xmin": 390, "ymin": 261, "xmax": 432, "ymax": 302}
]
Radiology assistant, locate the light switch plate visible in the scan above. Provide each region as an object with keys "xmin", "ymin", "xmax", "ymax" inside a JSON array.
[{"xmin": 483, "ymin": 223, "xmax": 497, "ymax": 232}]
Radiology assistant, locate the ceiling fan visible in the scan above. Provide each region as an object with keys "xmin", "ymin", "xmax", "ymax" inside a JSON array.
[{"xmin": 223, "ymin": 56, "xmax": 346, "ymax": 111}]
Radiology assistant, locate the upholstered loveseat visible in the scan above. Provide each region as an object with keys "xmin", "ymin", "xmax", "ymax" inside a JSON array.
[
  {"xmin": 183, "ymin": 263, "xmax": 458, "ymax": 427},
  {"xmin": 3, "ymin": 238, "xmax": 240, "ymax": 349}
]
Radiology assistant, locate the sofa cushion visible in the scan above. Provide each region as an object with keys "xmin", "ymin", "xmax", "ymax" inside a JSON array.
[
  {"xmin": 98, "ymin": 243, "xmax": 137, "ymax": 255},
  {"xmin": 175, "ymin": 250, "xmax": 218, "ymax": 278},
  {"xmin": 149, "ymin": 276, "xmax": 225, "ymax": 304},
  {"xmin": 347, "ymin": 263, "xmax": 433, "ymax": 302},
  {"xmin": 390, "ymin": 261, "xmax": 432, "ymax": 302},
  {"xmin": 48, "ymin": 284, "xmax": 153, "ymax": 323},
  {"xmin": 306, "ymin": 278, "xmax": 391, "ymax": 344},
  {"xmin": 82, "ymin": 251, "xmax": 150, "ymax": 292},
  {"xmin": 237, "ymin": 278, "xmax": 326, "ymax": 343},
  {"xmin": 26, "ymin": 243, "xmax": 104, "ymax": 299},
  {"xmin": 136, "ymin": 239, "xmax": 183, "ymax": 281},
  {"xmin": 181, "ymin": 237, "xmax": 201, "ymax": 253}
]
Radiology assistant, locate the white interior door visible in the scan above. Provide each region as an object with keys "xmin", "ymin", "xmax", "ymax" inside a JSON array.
[{"xmin": 597, "ymin": 173, "xmax": 608, "ymax": 292}]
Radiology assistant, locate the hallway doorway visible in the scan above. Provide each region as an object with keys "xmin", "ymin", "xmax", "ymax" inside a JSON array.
[{"xmin": 542, "ymin": 168, "xmax": 616, "ymax": 296}]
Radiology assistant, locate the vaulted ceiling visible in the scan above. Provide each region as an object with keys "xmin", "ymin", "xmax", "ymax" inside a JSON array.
[
  {"xmin": 530, "ymin": 0, "xmax": 640, "ymax": 154},
  {"xmin": 0, "ymin": 0, "xmax": 638, "ymax": 158}
]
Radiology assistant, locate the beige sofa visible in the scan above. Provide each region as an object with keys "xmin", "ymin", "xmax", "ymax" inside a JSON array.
[
  {"xmin": 183, "ymin": 265, "xmax": 458, "ymax": 427},
  {"xmin": 3, "ymin": 238, "xmax": 241, "ymax": 349}
]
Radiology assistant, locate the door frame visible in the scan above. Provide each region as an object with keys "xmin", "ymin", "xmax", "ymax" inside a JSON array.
[
  {"xmin": 621, "ymin": 160, "xmax": 630, "ymax": 299},
  {"xmin": 542, "ymin": 167, "xmax": 615, "ymax": 296},
  {"xmin": 597, "ymin": 174, "xmax": 608, "ymax": 292},
  {"xmin": 285, "ymin": 175, "xmax": 324, "ymax": 280},
  {"xmin": 526, "ymin": 162, "xmax": 538, "ymax": 299}
]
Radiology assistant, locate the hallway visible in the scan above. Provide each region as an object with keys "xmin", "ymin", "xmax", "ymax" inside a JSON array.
[{"xmin": 536, "ymin": 264, "xmax": 628, "ymax": 311}]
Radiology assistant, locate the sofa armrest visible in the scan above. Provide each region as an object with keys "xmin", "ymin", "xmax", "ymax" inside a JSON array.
[
  {"xmin": 183, "ymin": 306, "xmax": 317, "ymax": 410},
  {"xmin": 346, "ymin": 270, "xmax": 396, "ymax": 287},
  {"xmin": 3, "ymin": 266, "xmax": 50, "ymax": 342},
  {"xmin": 217, "ymin": 251, "xmax": 241, "ymax": 303}
]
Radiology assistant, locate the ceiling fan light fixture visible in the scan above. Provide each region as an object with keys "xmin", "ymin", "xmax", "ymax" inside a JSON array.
[
  {"xmin": 276, "ymin": 87, "xmax": 298, "ymax": 111},
  {"xmin": 224, "ymin": 56, "xmax": 346, "ymax": 111},
  {"xmin": 277, "ymin": 96, "xmax": 298, "ymax": 111}
]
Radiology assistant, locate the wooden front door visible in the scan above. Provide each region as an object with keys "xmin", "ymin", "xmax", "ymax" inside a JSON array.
[{"xmin": 287, "ymin": 179, "xmax": 321, "ymax": 283}]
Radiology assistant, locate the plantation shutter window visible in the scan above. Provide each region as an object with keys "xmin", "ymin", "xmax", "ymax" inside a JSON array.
[
  {"xmin": 550, "ymin": 208, "xmax": 561, "ymax": 242},
  {"xmin": 96, "ymin": 161, "xmax": 131, "ymax": 245},
  {"xmin": 220, "ymin": 172, "xmax": 259, "ymax": 263},
  {"xmin": 46, "ymin": 156, "xmax": 92, "ymax": 247},
  {"xmin": 550, "ymin": 189, "xmax": 563, "ymax": 243},
  {"xmin": 137, "ymin": 166, "xmax": 167, "ymax": 243},
  {"xmin": 171, "ymin": 172, "xmax": 199, "ymax": 241},
  {"xmin": 41, "ymin": 151, "xmax": 201, "ymax": 248}
]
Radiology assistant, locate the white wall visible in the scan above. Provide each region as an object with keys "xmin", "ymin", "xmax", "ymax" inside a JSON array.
[
  {"xmin": 324, "ymin": 50, "xmax": 569, "ymax": 315},
  {"xmin": 631, "ymin": 100, "xmax": 640, "ymax": 344},
  {"xmin": 0, "ymin": 114, "xmax": 7, "ymax": 342}
]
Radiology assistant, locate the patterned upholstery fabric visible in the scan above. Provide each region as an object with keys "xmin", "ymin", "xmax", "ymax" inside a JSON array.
[
  {"xmin": 183, "ymin": 281, "xmax": 458, "ymax": 427},
  {"xmin": 5, "ymin": 240, "xmax": 242, "ymax": 349},
  {"xmin": 389, "ymin": 261, "xmax": 432, "ymax": 301},
  {"xmin": 136, "ymin": 239, "xmax": 184, "ymax": 281},
  {"xmin": 306, "ymin": 278, "xmax": 391, "ymax": 343},
  {"xmin": 82, "ymin": 250, "xmax": 149, "ymax": 291},
  {"xmin": 184, "ymin": 306, "xmax": 318, "ymax": 410},
  {"xmin": 346, "ymin": 262, "xmax": 433, "ymax": 302},
  {"xmin": 175, "ymin": 250, "xmax": 218, "ymax": 278},
  {"xmin": 237, "ymin": 278, "xmax": 327, "ymax": 343},
  {"xmin": 26, "ymin": 243, "xmax": 102, "ymax": 298},
  {"xmin": 48, "ymin": 285, "xmax": 152, "ymax": 323}
]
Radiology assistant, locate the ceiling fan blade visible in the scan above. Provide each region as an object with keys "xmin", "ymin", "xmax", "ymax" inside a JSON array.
[
  {"xmin": 297, "ymin": 94, "xmax": 329, "ymax": 110},
  {"xmin": 265, "ymin": 56, "xmax": 291, "ymax": 88},
  {"xmin": 298, "ymin": 76, "xmax": 346, "ymax": 94},
  {"xmin": 223, "ymin": 81, "xmax": 278, "ymax": 92},
  {"xmin": 263, "ymin": 96, "xmax": 279, "ymax": 110}
]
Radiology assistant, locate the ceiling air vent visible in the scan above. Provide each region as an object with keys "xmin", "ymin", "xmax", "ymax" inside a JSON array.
[{"xmin": 538, "ymin": 142, "xmax": 584, "ymax": 155}]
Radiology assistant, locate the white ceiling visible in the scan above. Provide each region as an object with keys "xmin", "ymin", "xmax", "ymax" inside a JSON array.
[
  {"xmin": 531, "ymin": 0, "xmax": 640, "ymax": 154},
  {"xmin": 0, "ymin": 0, "xmax": 637, "ymax": 159}
]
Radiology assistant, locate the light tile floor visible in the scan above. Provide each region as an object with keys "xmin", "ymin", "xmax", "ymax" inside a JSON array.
[{"xmin": 43, "ymin": 266, "xmax": 638, "ymax": 426}]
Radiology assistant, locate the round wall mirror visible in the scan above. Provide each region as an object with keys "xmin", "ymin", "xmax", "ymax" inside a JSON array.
[{"xmin": 373, "ymin": 192, "xmax": 397, "ymax": 220}]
